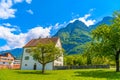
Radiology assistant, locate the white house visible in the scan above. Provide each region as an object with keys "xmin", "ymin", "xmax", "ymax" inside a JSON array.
[{"xmin": 21, "ymin": 37, "xmax": 63, "ymax": 70}]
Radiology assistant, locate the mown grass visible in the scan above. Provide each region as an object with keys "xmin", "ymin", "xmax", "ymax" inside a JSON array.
[{"xmin": 0, "ymin": 68, "xmax": 120, "ymax": 80}]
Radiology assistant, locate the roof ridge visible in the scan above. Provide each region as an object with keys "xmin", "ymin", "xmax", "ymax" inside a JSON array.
[{"xmin": 24, "ymin": 37, "xmax": 60, "ymax": 48}]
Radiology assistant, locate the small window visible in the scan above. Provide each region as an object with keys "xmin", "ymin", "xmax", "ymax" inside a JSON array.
[
  {"xmin": 24, "ymin": 56, "xmax": 29, "ymax": 60},
  {"xmin": 25, "ymin": 64, "xmax": 27, "ymax": 66},
  {"xmin": 56, "ymin": 58, "xmax": 62, "ymax": 62},
  {"xmin": 25, "ymin": 49, "xmax": 32, "ymax": 53},
  {"xmin": 11, "ymin": 59, "xmax": 13, "ymax": 61},
  {"xmin": 2, "ymin": 58, "xmax": 6, "ymax": 60},
  {"xmin": 3, "ymin": 62, "xmax": 5, "ymax": 64},
  {"xmin": 55, "ymin": 63, "xmax": 59, "ymax": 66}
]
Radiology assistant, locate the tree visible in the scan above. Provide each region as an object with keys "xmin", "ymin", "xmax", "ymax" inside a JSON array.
[
  {"xmin": 30, "ymin": 41, "xmax": 62, "ymax": 73},
  {"xmin": 83, "ymin": 42, "xmax": 93, "ymax": 65},
  {"xmin": 91, "ymin": 11, "xmax": 120, "ymax": 72},
  {"xmin": 84, "ymin": 42, "xmax": 112, "ymax": 65},
  {"xmin": 64, "ymin": 54, "xmax": 87, "ymax": 66}
]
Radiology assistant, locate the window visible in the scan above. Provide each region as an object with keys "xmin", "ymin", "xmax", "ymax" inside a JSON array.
[
  {"xmin": 24, "ymin": 56, "xmax": 29, "ymax": 60},
  {"xmin": 56, "ymin": 58, "xmax": 62, "ymax": 62},
  {"xmin": 1, "ymin": 58, "xmax": 7, "ymax": 60},
  {"xmin": 3, "ymin": 62, "xmax": 5, "ymax": 64},
  {"xmin": 11, "ymin": 59, "xmax": 13, "ymax": 61},
  {"xmin": 25, "ymin": 64, "xmax": 27, "ymax": 66},
  {"xmin": 55, "ymin": 63, "xmax": 59, "ymax": 66},
  {"xmin": 25, "ymin": 49, "xmax": 31, "ymax": 53}
]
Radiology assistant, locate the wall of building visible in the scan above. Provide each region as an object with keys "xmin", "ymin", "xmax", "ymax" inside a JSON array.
[
  {"xmin": 54, "ymin": 38, "xmax": 64, "ymax": 66},
  {"xmin": 21, "ymin": 48, "xmax": 53, "ymax": 70},
  {"xmin": 0, "ymin": 53, "xmax": 14, "ymax": 69},
  {"xmin": 21, "ymin": 38, "xmax": 64, "ymax": 70}
]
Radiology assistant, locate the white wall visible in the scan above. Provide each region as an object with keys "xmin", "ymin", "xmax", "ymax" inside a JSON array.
[
  {"xmin": 21, "ymin": 48, "xmax": 53, "ymax": 70},
  {"xmin": 21, "ymin": 38, "xmax": 64, "ymax": 70},
  {"xmin": 0, "ymin": 62, "xmax": 3, "ymax": 64},
  {"xmin": 54, "ymin": 38, "xmax": 64, "ymax": 66},
  {"xmin": 54, "ymin": 56, "xmax": 63, "ymax": 66}
]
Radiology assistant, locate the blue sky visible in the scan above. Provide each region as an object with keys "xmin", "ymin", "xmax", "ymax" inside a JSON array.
[{"xmin": 0, "ymin": 0, "xmax": 120, "ymax": 51}]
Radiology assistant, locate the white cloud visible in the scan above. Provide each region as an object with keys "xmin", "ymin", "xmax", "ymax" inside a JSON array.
[
  {"xmin": 26, "ymin": 9, "xmax": 33, "ymax": 15},
  {"xmin": 0, "ymin": 0, "xmax": 16, "ymax": 19},
  {"xmin": 0, "ymin": 0, "xmax": 32, "ymax": 19},
  {"xmin": 2, "ymin": 23, "xmax": 12, "ymax": 26},
  {"xmin": 0, "ymin": 25, "xmax": 51, "ymax": 51},
  {"xmin": 69, "ymin": 19, "xmax": 77, "ymax": 23},
  {"xmin": 14, "ymin": 0, "xmax": 23, "ymax": 3},
  {"xmin": 54, "ymin": 23, "xmax": 59, "ymax": 29},
  {"xmin": 0, "ymin": 45, "xmax": 11, "ymax": 51},
  {"xmin": 14, "ymin": 0, "xmax": 32, "ymax": 4},
  {"xmin": 49, "ymin": 22, "xmax": 67, "ymax": 36},
  {"xmin": 52, "ymin": 22, "xmax": 67, "ymax": 30},
  {"xmin": 26, "ymin": 0, "xmax": 32, "ymax": 4},
  {"xmin": 78, "ymin": 14, "xmax": 96, "ymax": 26},
  {"xmin": 26, "ymin": 27, "xmax": 51, "ymax": 41},
  {"xmin": 70, "ymin": 14, "xmax": 96, "ymax": 26},
  {"xmin": 0, "ymin": 26, "xmax": 16, "ymax": 39},
  {"xmin": 89, "ymin": 8, "xmax": 95, "ymax": 12}
]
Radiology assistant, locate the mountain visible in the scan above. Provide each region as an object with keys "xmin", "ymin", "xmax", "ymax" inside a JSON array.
[
  {"xmin": 0, "ymin": 16, "xmax": 113, "ymax": 57},
  {"xmin": 54, "ymin": 16, "xmax": 113, "ymax": 54},
  {"xmin": 89, "ymin": 16, "xmax": 113, "ymax": 30},
  {"xmin": 0, "ymin": 48, "xmax": 23, "ymax": 59},
  {"xmin": 54, "ymin": 20, "xmax": 91, "ymax": 54}
]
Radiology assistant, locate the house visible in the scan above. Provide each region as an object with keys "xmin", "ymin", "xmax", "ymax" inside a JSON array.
[
  {"xmin": 0, "ymin": 52, "xmax": 21, "ymax": 69},
  {"xmin": 21, "ymin": 37, "xmax": 63, "ymax": 70},
  {"xmin": 13, "ymin": 59, "xmax": 21, "ymax": 69},
  {"xmin": 0, "ymin": 52, "xmax": 15, "ymax": 69}
]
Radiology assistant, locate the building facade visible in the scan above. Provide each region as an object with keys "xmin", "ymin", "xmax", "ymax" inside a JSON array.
[
  {"xmin": 0, "ymin": 53, "xmax": 14, "ymax": 69},
  {"xmin": 0, "ymin": 52, "xmax": 21, "ymax": 69},
  {"xmin": 21, "ymin": 37, "xmax": 63, "ymax": 70}
]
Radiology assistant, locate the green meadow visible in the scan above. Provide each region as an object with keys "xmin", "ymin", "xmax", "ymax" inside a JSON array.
[{"xmin": 0, "ymin": 69, "xmax": 120, "ymax": 80}]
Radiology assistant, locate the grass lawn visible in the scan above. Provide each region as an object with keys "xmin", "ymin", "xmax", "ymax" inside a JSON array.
[{"xmin": 0, "ymin": 68, "xmax": 120, "ymax": 80}]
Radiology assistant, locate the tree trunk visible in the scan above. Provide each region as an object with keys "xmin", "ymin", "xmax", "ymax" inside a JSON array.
[
  {"xmin": 87, "ymin": 53, "xmax": 91, "ymax": 65},
  {"xmin": 42, "ymin": 64, "xmax": 46, "ymax": 74},
  {"xmin": 116, "ymin": 51, "xmax": 120, "ymax": 72}
]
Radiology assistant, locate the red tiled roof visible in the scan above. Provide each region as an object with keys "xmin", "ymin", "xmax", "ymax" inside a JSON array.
[{"xmin": 24, "ymin": 37, "xmax": 59, "ymax": 48}]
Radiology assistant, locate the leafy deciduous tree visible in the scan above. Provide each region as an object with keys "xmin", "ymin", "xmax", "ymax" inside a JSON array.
[
  {"xmin": 30, "ymin": 41, "xmax": 62, "ymax": 73},
  {"xmin": 91, "ymin": 11, "xmax": 120, "ymax": 72}
]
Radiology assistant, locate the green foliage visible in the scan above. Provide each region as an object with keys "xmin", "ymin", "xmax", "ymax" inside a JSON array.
[
  {"xmin": 92, "ymin": 56, "xmax": 110, "ymax": 65},
  {"xmin": 54, "ymin": 20, "xmax": 91, "ymax": 54},
  {"xmin": 86, "ymin": 11, "xmax": 120, "ymax": 72},
  {"xmin": 30, "ymin": 41, "xmax": 62, "ymax": 73},
  {"xmin": 54, "ymin": 17, "xmax": 113, "ymax": 54},
  {"xmin": 1, "ymin": 69, "xmax": 120, "ymax": 80},
  {"xmin": 31, "ymin": 42, "xmax": 62, "ymax": 64},
  {"xmin": 64, "ymin": 52, "xmax": 114, "ymax": 66},
  {"xmin": 64, "ymin": 54, "xmax": 87, "ymax": 66},
  {"xmin": 91, "ymin": 12, "xmax": 120, "ymax": 55}
]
